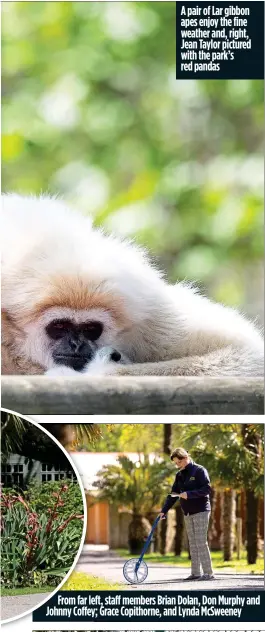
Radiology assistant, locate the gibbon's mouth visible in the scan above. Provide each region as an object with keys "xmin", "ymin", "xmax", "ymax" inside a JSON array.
[{"xmin": 55, "ymin": 355, "xmax": 90, "ymax": 371}]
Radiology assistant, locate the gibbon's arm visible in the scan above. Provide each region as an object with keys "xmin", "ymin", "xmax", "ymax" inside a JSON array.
[
  {"xmin": 84, "ymin": 344, "xmax": 264, "ymax": 378},
  {"xmin": 1, "ymin": 345, "xmax": 43, "ymax": 375},
  {"xmin": 83, "ymin": 288, "xmax": 264, "ymax": 377},
  {"xmin": 1, "ymin": 312, "xmax": 43, "ymax": 375}
]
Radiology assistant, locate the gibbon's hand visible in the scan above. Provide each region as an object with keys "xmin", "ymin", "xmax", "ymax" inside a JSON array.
[
  {"xmin": 83, "ymin": 346, "xmax": 129, "ymax": 376},
  {"xmin": 45, "ymin": 366, "xmax": 79, "ymax": 376}
]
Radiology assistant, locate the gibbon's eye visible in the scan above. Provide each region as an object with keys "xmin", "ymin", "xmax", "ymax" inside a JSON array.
[
  {"xmin": 46, "ymin": 319, "xmax": 72, "ymax": 340},
  {"xmin": 82, "ymin": 321, "xmax": 103, "ymax": 341}
]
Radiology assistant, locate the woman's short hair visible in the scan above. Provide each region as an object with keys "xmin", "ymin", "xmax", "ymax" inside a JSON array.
[{"xmin": 170, "ymin": 447, "xmax": 189, "ymax": 461}]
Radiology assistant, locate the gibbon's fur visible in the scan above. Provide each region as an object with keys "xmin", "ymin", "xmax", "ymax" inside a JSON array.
[{"xmin": 1, "ymin": 193, "xmax": 264, "ymax": 377}]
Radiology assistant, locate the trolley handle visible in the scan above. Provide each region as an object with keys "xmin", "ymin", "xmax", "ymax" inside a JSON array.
[
  {"xmin": 136, "ymin": 498, "xmax": 180, "ymax": 571},
  {"xmin": 137, "ymin": 515, "xmax": 161, "ymax": 565}
]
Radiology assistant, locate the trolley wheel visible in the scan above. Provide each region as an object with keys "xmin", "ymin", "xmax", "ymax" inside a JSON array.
[{"xmin": 123, "ymin": 558, "xmax": 148, "ymax": 584}]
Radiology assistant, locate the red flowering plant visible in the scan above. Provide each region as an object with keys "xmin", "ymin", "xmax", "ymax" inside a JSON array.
[{"xmin": 1, "ymin": 481, "xmax": 84, "ymax": 588}]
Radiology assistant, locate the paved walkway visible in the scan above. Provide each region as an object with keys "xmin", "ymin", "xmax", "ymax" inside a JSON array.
[
  {"xmin": 76, "ymin": 546, "xmax": 264, "ymax": 591},
  {"xmin": 1, "ymin": 592, "xmax": 50, "ymax": 622}
]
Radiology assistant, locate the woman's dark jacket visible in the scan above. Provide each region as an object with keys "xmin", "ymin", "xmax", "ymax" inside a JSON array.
[{"xmin": 161, "ymin": 460, "xmax": 211, "ymax": 516}]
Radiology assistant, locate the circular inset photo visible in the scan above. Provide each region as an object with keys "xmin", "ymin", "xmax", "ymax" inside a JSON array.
[{"xmin": 0, "ymin": 409, "xmax": 86, "ymax": 624}]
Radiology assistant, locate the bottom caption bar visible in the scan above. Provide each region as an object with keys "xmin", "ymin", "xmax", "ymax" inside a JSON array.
[{"xmin": 32, "ymin": 591, "xmax": 264, "ymax": 623}]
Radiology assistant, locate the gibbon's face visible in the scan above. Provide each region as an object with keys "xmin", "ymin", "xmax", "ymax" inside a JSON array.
[
  {"xmin": 21, "ymin": 288, "xmax": 132, "ymax": 371},
  {"xmin": 45, "ymin": 317, "xmax": 101, "ymax": 371}
]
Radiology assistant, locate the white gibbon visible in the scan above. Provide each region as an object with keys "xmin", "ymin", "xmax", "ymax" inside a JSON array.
[{"xmin": 1, "ymin": 193, "xmax": 264, "ymax": 377}]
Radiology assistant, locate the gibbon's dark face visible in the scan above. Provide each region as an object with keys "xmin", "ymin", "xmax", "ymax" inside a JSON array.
[{"xmin": 45, "ymin": 319, "xmax": 103, "ymax": 371}]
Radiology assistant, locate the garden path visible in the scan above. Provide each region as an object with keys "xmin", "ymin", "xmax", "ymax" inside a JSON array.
[
  {"xmin": 76, "ymin": 545, "xmax": 264, "ymax": 591},
  {"xmin": 1, "ymin": 592, "xmax": 50, "ymax": 622}
]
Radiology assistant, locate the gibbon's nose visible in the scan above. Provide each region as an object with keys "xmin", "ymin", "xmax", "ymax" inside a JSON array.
[{"xmin": 69, "ymin": 336, "xmax": 85, "ymax": 354}]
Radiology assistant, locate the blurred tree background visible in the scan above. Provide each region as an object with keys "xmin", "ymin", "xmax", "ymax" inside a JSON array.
[
  {"xmin": 2, "ymin": 2, "xmax": 264, "ymax": 321},
  {"xmin": 87, "ymin": 423, "xmax": 264, "ymax": 565}
]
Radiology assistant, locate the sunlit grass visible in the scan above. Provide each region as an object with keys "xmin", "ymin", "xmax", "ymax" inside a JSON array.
[{"xmin": 62, "ymin": 571, "xmax": 123, "ymax": 590}]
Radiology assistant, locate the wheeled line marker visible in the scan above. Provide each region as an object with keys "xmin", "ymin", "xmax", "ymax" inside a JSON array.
[{"xmin": 123, "ymin": 495, "xmax": 179, "ymax": 584}]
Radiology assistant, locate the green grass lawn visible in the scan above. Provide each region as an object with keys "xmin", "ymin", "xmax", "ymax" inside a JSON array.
[
  {"xmin": 115, "ymin": 549, "xmax": 264, "ymax": 575},
  {"xmin": 1, "ymin": 585, "xmax": 54, "ymax": 596},
  {"xmin": 62, "ymin": 571, "xmax": 123, "ymax": 591}
]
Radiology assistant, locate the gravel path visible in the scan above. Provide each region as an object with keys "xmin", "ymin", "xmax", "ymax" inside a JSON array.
[
  {"xmin": 76, "ymin": 547, "xmax": 264, "ymax": 591},
  {"xmin": 1, "ymin": 592, "xmax": 50, "ymax": 622}
]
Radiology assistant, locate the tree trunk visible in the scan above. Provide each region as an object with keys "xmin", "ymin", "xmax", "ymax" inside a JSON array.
[
  {"xmin": 245, "ymin": 491, "xmax": 259, "ymax": 564},
  {"xmin": 242, "ymin": 424, "xmax": 261, "ymax": 564},
  {"xmin": 208, "ymin": 487, "xmax": 218, "ymax": 550},
  {"xmin": 221, "ymin": 489, "xmax": 236, "ymax": 561},
  {"xmin": 163, "ymin": 424, "xmax": 172, "ymax": 454},
  {"xmin": 41, "ymin": 423, "xmax": 75, "ymax": 447},
  {"xmin": 174, "ymin": 503, "xmax": 184, "ymax": 555},
  {"xmin": 128, "ymin": 514, "xmax": 151, "ymax": 554},
  {"xmin": 159, "ymin": 424, "xmax": 172, "ymax": 554}
]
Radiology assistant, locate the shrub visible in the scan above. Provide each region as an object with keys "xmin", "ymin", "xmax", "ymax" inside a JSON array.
[
  {"xmin": 1, "ymin": 484, "xmax": 84, "ymax": 588},
  {"xmin": 25, "ymin": 479, "xmax": 84, "ymax": 519}
]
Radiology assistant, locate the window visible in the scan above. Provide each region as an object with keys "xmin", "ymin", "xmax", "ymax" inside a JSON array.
[
  {"xmin": 40, "ymin": 464, "xmax": 75, "ymax": 482},
  {"xmin": 2, "ymin": 464, "xmax": 12, "ymax": 473},
  {"xmin": 1, "ymin": 462, "xmax": 25, "ymax": 486},
  {"xmin": 14, "ymin": 464, "xmax": 23, "ymax": 473},
  {"xmin": 13, "ymin": 473, "xmax": 23, "ymax": 485}
]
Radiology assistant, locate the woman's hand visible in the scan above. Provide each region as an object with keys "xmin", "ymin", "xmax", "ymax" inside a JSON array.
[{"xmin": 179, "ymin": 492, "xmax": 188, "ymax": 499}]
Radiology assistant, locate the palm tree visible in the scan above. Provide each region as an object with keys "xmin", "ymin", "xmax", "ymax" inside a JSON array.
[
  {"xmin": 1, "ymin": 413, "xmax": 102, "ymax": 454},
  {"xmin": 1, "ymin": 412, "xmax": 26, "ymax": 457},
  {"xmin": 242, "ymin": 424, "xmax": 263, "ymax": 564},
  {"xmin": 95, "ymin": 454, "xmax": 173, "ymax": 554},
  {"xmin": 222, "ymin": 488, "xmax": 236, "ymax": 561},
  {"xmin": 159, "ymin": 424, "xmax": 172, "ymax": 554},
  {"xmin": 40, "ymin": 423, "xmax": 101, "ymax": 449},
  {"xmin": 1, "ymin": 413, "xmax": 74, "ymax": 481}
]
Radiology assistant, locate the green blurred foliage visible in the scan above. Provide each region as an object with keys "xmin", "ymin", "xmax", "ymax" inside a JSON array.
[
  {"xmin": 88, "ymin": 423, "xmax": 164, "ymax": 454},
  {"xmin": 85, "ymin": 423, "xmax": 264, "ymax": 496},
  {"xmin": 2, "ymin": 2, "xmax": 264, "ymax": 314}
]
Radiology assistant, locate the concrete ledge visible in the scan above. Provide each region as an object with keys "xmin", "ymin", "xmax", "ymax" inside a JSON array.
[{"xmin": 1, "ymin": 376, "xmax": 264, "ymax": 415}]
